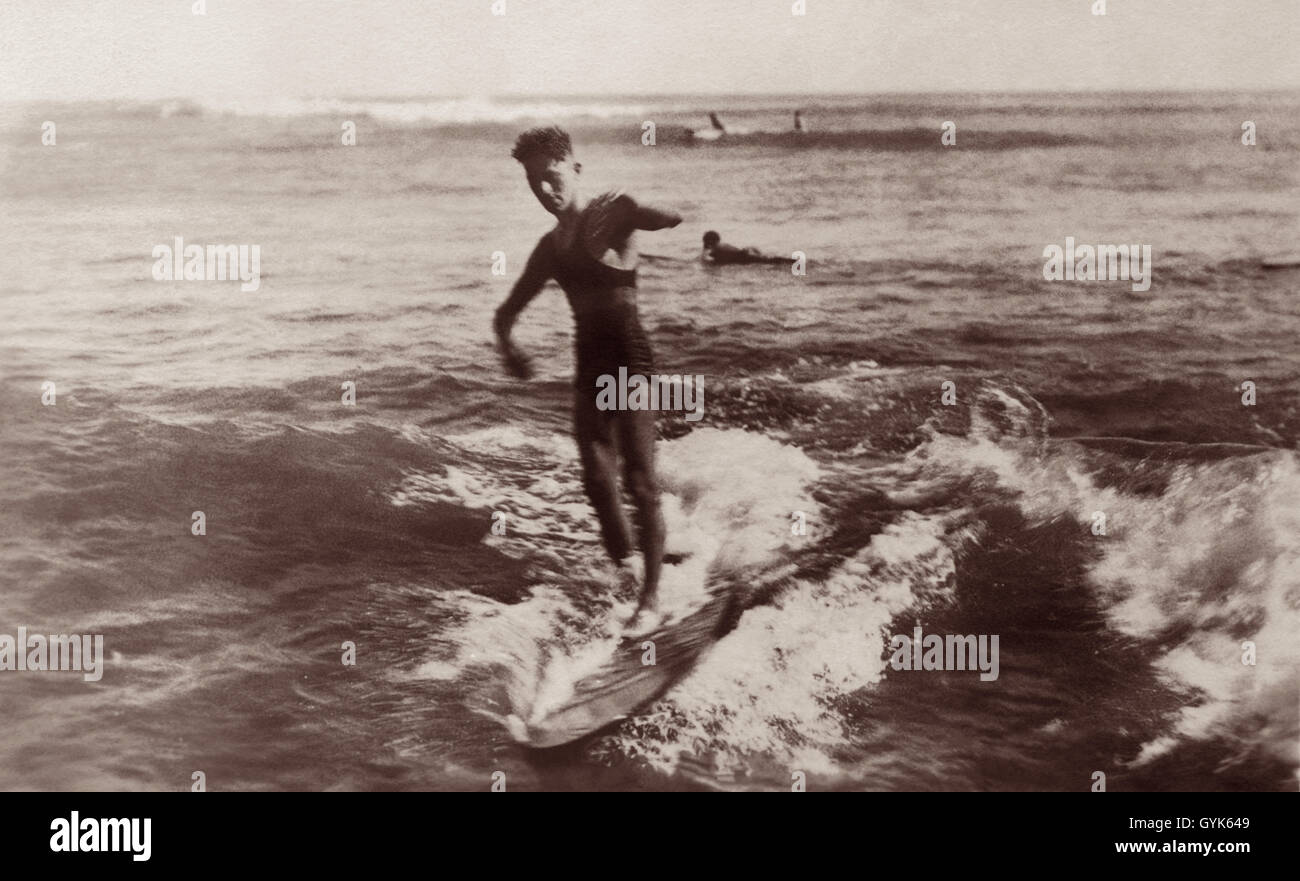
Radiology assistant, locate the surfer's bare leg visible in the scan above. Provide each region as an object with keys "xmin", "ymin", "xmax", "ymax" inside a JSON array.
[
  {"xmin": 575, "ymin": 393, "xmax": 634, "ymax": 564},
  {"xmin": 618, "ymin": 406, "xmax": 664, "ymax": 616}
]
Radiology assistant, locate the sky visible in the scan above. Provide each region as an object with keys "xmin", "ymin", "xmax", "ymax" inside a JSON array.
[{"xmin": 2, "ymin": 0, "xmax": 1298, "ymax": 101}]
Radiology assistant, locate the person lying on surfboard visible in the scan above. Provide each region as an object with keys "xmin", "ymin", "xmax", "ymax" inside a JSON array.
[
  {"xmin": 494, "ymin": 126, "xmax": 683, "ymax": 634},
  {"xmin": 701, "ymin": 230, "xmax": 789, "ymax": 266}
]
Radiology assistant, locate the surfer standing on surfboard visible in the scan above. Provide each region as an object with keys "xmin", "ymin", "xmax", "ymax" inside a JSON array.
[{"xmin": 494, "ymin": 126, "xmax": 683, "ymax": 633}]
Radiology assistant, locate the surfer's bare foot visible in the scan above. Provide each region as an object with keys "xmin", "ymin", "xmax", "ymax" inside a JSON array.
[
  {"xmin": 624, "ymin": 584, "xmax": 663, "ymax": 632},
  {"xmin": 623, "ymin": 604, "xmax": 664, "ymax": 638}
]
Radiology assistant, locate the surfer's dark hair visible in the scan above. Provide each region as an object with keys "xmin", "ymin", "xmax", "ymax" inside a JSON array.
[
  {"xmin": 511, "ymin": 126, "xmax": 573, "ymax": 164},
  {"xmin": 703, "ymin": 230, "xmax": 720, "ymax": 247}
]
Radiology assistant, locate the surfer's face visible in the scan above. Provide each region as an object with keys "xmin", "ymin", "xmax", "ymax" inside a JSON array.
[{"xmin": 524, "ymin": 156, "xmax": 580, "ymax": 216}]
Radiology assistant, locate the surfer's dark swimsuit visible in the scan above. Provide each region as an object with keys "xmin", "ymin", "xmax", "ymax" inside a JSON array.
[{"xmin": 550, "ymin": 198, "xmax": 654, "ymax": 391}]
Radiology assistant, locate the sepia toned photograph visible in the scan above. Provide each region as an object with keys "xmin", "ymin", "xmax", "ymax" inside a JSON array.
[{"xmin": 1, "ymin": 0, "xmax": 1297, "ymax": 823}]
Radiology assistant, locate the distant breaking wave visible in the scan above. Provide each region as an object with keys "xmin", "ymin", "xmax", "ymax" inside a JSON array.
[
  {"xmin": 157, "ymin": 96, "xmax": 650, "ymax": 124},
  {"xmin": 146, "ymin": 98, "xmax": 1094, "ymax": 150}
]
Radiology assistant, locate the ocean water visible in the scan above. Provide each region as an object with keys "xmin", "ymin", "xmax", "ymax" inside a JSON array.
[{"xmin": 1, "ymin": 92, "xmax": 1297, "ymax": 791}]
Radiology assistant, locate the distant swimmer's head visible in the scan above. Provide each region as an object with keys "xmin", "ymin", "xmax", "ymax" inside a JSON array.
[
  {"xmin": 512, "ymin": 126, "xmax": 581, "ymax": 216},
  {"xmin": 702, "ymin": 231, "xmax": 721, "ymax": 248}
]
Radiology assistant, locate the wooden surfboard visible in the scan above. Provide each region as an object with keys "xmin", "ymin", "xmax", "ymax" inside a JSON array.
[{"xmin": 522, "ymin": 576, "xmax": 741, "ymax": 748}]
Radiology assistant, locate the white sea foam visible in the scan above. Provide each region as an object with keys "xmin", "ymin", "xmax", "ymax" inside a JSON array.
[
  {"xmin": 912, "ymin": 388, "xmax": 1300, "ymax": 776},
  {"xmin": 172, "ymin": 96, "xmax": 648, "ymax": 125}
]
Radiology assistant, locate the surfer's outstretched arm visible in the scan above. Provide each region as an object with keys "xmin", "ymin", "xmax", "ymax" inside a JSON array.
[
  {"xmin": 493, "ymin": 235, "xmax": 553, "ymax": 379},
  {"xmin": 612, "ymin": 193, "xmax": 682, "ymax": 232}
]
